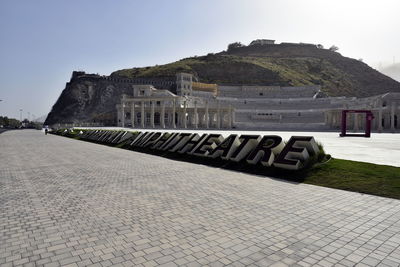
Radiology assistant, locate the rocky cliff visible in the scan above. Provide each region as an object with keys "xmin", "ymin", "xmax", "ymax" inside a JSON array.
[
  {"xmin": 45, "ymin": 43, "xmax": 400, "ymax": 125},
  {"xmin": 45, "ymin": 74, "xmax": 129, "ymax": 125}
]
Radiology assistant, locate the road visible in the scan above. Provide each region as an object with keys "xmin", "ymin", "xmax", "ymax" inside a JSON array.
[{"xmin": 1, "ymin": 130, "xmax": 400, "ymax": 267}]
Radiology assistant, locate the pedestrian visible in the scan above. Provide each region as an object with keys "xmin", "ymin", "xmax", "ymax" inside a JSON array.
[{"xmin": 45, "ymin": 128, "xmax": 48, "ymax": 135}]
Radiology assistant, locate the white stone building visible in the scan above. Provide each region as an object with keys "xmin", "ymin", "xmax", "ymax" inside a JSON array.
[
  {"xmin": 116, "ymin": 81, "xmax": 234, "ymax": 129},
  {"xmin": 117, "ymin": 73, "xmax": 400, "ymax": 132}
]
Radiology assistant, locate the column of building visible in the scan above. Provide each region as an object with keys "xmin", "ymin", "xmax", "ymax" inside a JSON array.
[
  {"xmin": 391, "ymin": 101, "xmax": 396, "ymax": 132},
  {"xmin": 117, "ymin": 105, "xmax": 121, "ymax": 127},
  {"xmin": 121, "ymin": 102, "xmax": 125, "ymax": 128},
  {"xmin": 150, "ymin": 100, "xmax": 155, "ymax": 128},
  {"xmin": 221, "ymin": 109, "xmax": 227, "ymax": 128},
  {"xmin": 183, "ymin": 100, "xmax": 187, "ymax": 128},
  {"xmin": 194, "ymin": 101, "xmax": 198, "ymax": 129},
  {"xmin": 161, "ymin": 101, "xmax": 166, "ymax": 128},
  {"xmin": 378, "ymin": 99, "xmax": 383, "ymax": 132},
  {"xmin": 205, "ymin": 101, "xmax": 209, "ymax": 129},
  {"xmin": 130, "ymin": 101, "xmax": 135, "ymax": 128},
  {"xmin": 141, "ymin": 101, "xmax": 145, "ymax": 128},
  {"xmin": 229, "ymin": 105, "xmax": 234, "ymax": 128},
  {"xmin": 216, "ymin": 101, "xmax": 221, "ymax": 129},
  {"xmin": 172, "ymin": 99, "xmax": 176, "ymax": 128}
]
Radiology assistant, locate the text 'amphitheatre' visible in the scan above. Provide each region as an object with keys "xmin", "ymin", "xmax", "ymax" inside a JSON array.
[{"xmin": 73, "ymin": 129, "xmax": 322, "ymax": 170}]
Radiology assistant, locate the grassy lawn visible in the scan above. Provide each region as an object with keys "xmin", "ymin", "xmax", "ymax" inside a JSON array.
[{"xmin": 301, "ymin": 158, "xmax": 400, "ymax": 199}]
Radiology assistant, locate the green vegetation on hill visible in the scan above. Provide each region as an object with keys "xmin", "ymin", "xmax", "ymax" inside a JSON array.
[
  {"xmin": 112, "ymin": 55, "xmax": 355, "ymax": 96},
  {"xmin": 113, "ymin": 55, "xmax": 335, "ymax": 86},
  {"xmin": 112, "ymin": 44, "xmax": 400, "ymax": 97}
]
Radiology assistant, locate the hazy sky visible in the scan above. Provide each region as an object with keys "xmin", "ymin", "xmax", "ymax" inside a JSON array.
[{"xmin": 0, "ymin": 0, "xmax": 399, "ymax": 120}]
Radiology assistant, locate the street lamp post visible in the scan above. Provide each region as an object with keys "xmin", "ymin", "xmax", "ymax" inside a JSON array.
[{"xmin": 19, "ymin": 109, "xmax": 23, "ymax": 123}]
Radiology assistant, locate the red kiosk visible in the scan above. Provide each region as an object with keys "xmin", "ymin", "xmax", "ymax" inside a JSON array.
[{"xmin": 340, "ymin": 110, "xmax": 374, "ymax": 138}]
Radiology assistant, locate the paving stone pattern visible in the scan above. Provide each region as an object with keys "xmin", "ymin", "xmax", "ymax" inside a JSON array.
[{"xmin": 1, "ymin": 130, "xmax": 400, "ymax": 267}]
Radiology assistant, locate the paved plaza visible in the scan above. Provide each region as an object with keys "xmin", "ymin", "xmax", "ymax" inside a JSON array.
[{"xmin": 1, "ymin": 130, "xmax": 400, "ymax": 267}]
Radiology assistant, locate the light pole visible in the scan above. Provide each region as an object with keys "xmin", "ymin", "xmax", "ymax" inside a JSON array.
[{"xmin": 19, "ymin": 109, "xmax": 23, "ymax": 122}]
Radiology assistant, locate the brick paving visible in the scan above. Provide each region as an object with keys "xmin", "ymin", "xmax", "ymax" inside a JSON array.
[{"xmin": 1, "ymin": 130, "xmax": 400, "ymax": 267}]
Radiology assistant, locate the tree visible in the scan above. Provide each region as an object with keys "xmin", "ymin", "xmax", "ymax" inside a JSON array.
[
  {"xmin": 227, "ymin": 42, "xmax": 245, "ymax": 51},
  {"xmin": 1, "ymin": 116, "xmax": 9, "ymax": 126},
  {"xmin": 0, "ymin": 116, "xmax": 21, "ymax": 128},
  {"xmin": 8, "ymin": 118, "xmax": 21, "ymax": 128},
  {"xmin": 329, "ymin": 45, "xmax": 339, "ymax": 52},
  {"xmin": 316, "ymin": 44, "xmax": 324, "ymax": 49}
]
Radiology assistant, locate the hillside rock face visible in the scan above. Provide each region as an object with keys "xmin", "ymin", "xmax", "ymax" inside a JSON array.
[
  {"xmin": 45, "ymin": 73, "xmax": 132, "ymax": 125},
  {"xmin": 45, "ymin": 43, "xmax": 400, "ymax": 125}
]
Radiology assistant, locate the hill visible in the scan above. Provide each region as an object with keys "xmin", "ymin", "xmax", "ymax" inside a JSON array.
[
  {"xmin": 111, "ymin": 43, "xmax": 400, "ymax": 97},
  {"xmin": 45, "ymin": 42, "xmax": 400, "ymax": 125}
]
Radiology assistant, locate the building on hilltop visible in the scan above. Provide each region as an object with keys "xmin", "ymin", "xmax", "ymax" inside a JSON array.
[{"xmin": 249, "ymin": 39, "xmax": 275, "ymax": 46}]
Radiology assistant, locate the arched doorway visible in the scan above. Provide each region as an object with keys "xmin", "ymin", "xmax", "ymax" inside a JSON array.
[
  {"xmin": 154, "ymin": 112, "xmax": 160, "ymax": 125},
  {"xmin": 146, "ymin": 113, "xmax": 151, "ymax": 124}
]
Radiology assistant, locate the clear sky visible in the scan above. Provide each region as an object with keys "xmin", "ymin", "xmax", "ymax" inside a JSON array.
[{"xmin": 0, "ymin": 0, "xmax": 399, "ymax": 120}]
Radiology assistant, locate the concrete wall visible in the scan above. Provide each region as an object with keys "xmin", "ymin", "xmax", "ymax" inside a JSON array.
[{"xmin": 218, "ymin": 85, "xmax": 320, "ymax": 98}]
